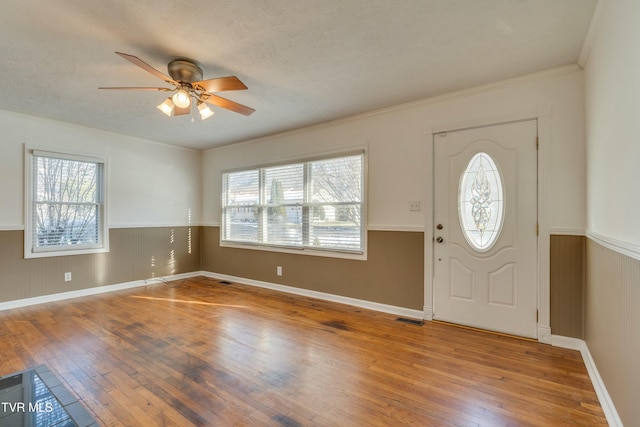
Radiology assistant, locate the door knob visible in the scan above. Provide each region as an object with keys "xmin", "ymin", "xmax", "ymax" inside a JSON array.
[{"xmin": 436, "ymin": 236, "xmax": 444, "ymax": 243}]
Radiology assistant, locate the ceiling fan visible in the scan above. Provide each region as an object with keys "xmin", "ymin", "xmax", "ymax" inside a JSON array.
[{"xmin": 99, "ymin": 52, "xmax": 255, "ymax": 120}]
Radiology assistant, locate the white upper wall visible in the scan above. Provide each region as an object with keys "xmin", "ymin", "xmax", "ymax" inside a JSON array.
[
  {"xmin": 584, "ymin": 0, "xmax": 640, "ymax": 247},
  {"xmin": 203, "ymin": 67, "xmax": 587, "ymax": 233},
  {"xmin": 0, "ymin": 110, "xmax": 201, "ymax": 229},
  {"xmin": 0, "ymin": 65, "xmax": 587, "ymax": 234}
]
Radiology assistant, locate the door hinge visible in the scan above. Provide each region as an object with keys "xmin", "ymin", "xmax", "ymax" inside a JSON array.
[
  {"xmin": 536, "ymin": 223, "xmax": 539, "ymax": 236},
  {"xmin": 536, "ymin": 136, "xmax": 539, "ymax": 149},
  {"xmin": 536, "ymin": 310, "xmax": 539, "ymax": 322}
]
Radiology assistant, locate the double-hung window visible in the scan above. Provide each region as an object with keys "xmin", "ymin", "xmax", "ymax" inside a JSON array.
[
  {"xmin": 25, "ymin": 148, "xmax": 108, "ymax": 258},
  {"xmin": 222, "ymin": 152, "xmax": 365, "ymax": 255}
]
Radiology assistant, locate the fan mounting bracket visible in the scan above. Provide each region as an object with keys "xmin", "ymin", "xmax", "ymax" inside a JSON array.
[{"xmin": 167, "ymin": 59, "xmax": 203, "ymax": 83}]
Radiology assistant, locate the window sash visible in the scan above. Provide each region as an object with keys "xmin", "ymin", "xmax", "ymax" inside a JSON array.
[
  {"xmin": 26, "ymin": 149, "xmax": 106, "ymax": 256},
  {"xmin": 222, "ymin": 153, "xmax": 364, "ymax": 253},
  {"xmin": 31, "ymin": 202, "xmax": 103, "ymax": 252}
]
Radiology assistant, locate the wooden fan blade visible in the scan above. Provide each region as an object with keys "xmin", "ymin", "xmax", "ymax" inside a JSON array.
[
  {"xmin": 192, "ymin": 76, "xmax": 247, "ymax": 93},
  {"xmin": 173, "ymin": 105, "xmax": 191, "ymax": 116},
  {"xmin": 98, "ymin": 87, "xmax": 172, "ymax": 91},
  {"xmin": 202, "ymin": 93, "xmax": 255, "ymax": 116},
  {"xmin": 115, "ymin": 52, "xmax": 177, "ymax": 85}
]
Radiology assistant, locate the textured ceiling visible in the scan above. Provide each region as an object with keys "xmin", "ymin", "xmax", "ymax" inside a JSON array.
[{"xmin": 0, "ymin": 0, "xmax": 597, "ymax": 150}]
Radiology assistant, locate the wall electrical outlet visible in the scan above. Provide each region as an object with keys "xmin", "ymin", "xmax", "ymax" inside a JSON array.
[
  {"xmin": 64, "ymin": 272, "xmax": 72, "ymax": 282},
  {"xmin": 277, "ymin": 266, "xmax": 283, "ymax": 276},
  {"xmin": 409, "ymin": 201, "xmax": 421, "ymax": 211}
]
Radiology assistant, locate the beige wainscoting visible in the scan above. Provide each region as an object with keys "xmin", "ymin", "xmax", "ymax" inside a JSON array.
[
  {"xmin": 550, "ymin": 234, "xmax": 586, "ymax": 339},
  {"xmin": 0, "ymin": 227, "xmax": 200, "ymax": 303},
  {"xmin": 201, "ymin": 226, "xmax": 425, "ymax": 310},
  {"xmin": 585, "ymin": 238, "xmax": 640, "ymax": 425}
]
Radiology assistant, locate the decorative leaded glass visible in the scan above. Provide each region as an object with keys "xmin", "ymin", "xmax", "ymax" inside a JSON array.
[{"xmin": 458, "ymin": 152, "xmax": 504, "ymax": 251}]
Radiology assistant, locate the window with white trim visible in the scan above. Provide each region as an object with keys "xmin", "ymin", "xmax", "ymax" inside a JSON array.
[
  {"xmin": 222, "ymin": 152, "xmax": 365, "ymax": 254},
  {"xmin": 25, "ymin": 148, "xmax": 107, "ymax": 258}
]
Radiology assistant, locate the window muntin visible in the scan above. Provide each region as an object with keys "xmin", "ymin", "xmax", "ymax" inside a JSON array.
[
  {"xmin": 222, "ymin": 153, "xmax": 364, "ymax": 254},
  {"xmin": 458, "ymin": 152, "xmax": 504, "ymax": 252},
  {"xmin": 26, "ymin": 149, "xmax": 107, "ymax": 257}
]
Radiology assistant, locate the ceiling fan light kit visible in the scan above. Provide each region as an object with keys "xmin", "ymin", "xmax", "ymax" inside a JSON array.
[
  {"xmin": 100, "ymin": 52, "xmax": 255, "ymax": 120},
  {"xmin": 171, "ymin": 89, "xmax": 191, "ymax": 109},
  {"xmin": 157, "ymin": 98, "xmax": 175, "ymax": 117},
  {"xmin": 197, "ymin": 102, "xmax": 215, "ymax": 119}
]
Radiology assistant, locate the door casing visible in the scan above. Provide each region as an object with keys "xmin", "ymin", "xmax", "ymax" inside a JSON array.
[{"xmin": 423, "ymin": 110, "xmax": 553, "ymax": 343}]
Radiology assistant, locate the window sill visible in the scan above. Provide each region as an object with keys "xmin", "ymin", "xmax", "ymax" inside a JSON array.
[
  {"xmin": 220, "ymin": 241, "xmax": 367, "ymax": 261},
  {"xmin": 24, "ymin": 246, "xmax": 110, "ymax": 259}
]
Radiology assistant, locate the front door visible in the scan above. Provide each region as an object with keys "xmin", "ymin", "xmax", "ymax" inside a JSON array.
[{"xmin": 433, "ymin": 120, "xmax": 538, "ymax": 338}]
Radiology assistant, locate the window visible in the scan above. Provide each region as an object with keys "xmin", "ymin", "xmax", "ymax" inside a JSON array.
[
  {"xmin": 458, "ymin": 152, "xmax": 504, "ymax": 252},
  {"xmin": 222, "ymin": 152, "xmax": 365, "ymax": 254},
  {"xmin": 25, "ymin": 148, "xmax": 107, "ymax": 258}
]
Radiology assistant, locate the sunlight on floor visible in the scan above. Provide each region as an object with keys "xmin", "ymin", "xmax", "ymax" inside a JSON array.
[{"xmin": 130, "ymin": 295, "xmax": 247, "ymax": 308}]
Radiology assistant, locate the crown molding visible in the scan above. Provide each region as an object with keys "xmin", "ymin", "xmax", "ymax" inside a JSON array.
[{"xmin": 578, "ymin": 0, "xmax": 611, "ymax": 69}]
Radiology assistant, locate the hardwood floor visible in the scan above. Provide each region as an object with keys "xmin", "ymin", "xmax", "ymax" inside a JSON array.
[{"xmin": 0, "ymin": 276, "xmax": 606, "ymax": 426}]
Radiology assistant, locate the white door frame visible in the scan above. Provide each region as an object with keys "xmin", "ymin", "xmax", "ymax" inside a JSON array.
[{"xmin": 423, "ymin": 107, "xmax": 552, "ymax": 344}]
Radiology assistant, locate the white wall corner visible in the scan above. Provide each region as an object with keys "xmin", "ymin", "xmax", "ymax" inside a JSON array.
[{"xmin": 537, "ymin": 325, "xmax": 552, "ymax": 344}]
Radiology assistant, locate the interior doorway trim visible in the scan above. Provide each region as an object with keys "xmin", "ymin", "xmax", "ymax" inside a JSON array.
[{"xmin": 424, "ymin": 107, "xmax": 552, "ymax": 344}]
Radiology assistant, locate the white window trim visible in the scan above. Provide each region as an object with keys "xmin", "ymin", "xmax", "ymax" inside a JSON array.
[
  {"xmin": 24, "ymin": 145, "xmax": 109, "ymax": 259},
  {"xmin": 220, "ymin": 149, "xmax": 368, "ymax": 260}
]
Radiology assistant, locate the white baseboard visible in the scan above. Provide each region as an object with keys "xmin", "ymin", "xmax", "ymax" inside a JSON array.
[
  {"xmin": 552, "ymin": 335, "xmax": 623, "ymax": 427},
  {"xmin": 0, "ymin": 271, "xmax": 202, "ymax": 312},
  {"xmin": 201, "ymin": 271, "xmax": 425, "ymax": 320},
  {"xmin": 550, "ymin": 334, "xmax": 583, "ymax": 351}
]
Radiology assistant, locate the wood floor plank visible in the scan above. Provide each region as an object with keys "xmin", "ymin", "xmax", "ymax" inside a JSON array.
[{"xmin": 0, "ymin": 277, "xmax": 607, "ymax": 426}]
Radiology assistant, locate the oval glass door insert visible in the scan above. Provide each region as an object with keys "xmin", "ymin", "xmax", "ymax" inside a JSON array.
[{"xmin": 458, "ymin": 152, "xmax": 504, "ymax": 252}]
